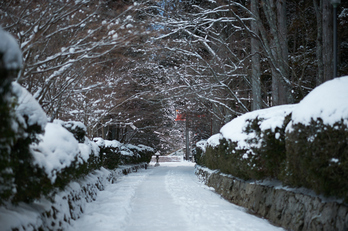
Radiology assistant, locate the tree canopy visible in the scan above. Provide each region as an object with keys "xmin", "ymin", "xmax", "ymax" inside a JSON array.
[{"xmin": 1, "ymin": 0, "xmax": 347, "ymax": 153}]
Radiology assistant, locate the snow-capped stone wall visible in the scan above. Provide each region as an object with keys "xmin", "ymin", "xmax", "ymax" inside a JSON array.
[
  {"xmin": 0, "ymin": 164, "xmax": 147, "ymax": 231},
  {"xmin": 195, "ymin": 166, "xmax": 348, "ymax": 231}
]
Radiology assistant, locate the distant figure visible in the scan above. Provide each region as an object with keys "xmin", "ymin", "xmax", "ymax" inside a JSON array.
[{"xmin": 155, "ymin": 151, "xmax": 160, "ymax": 166}]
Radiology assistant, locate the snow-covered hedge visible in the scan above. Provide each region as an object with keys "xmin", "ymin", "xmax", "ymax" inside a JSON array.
[
  {"xmin": 9, "ymin": 83, "xmax": 49, "ymax": 203},
  {"xmin": 94, "ymin": 138, "xmax": 154, "ymax": 169},
  {"xmin": 125, "ymin": 143, "xmax": 154, "ymax": 164},
  {"xmin": 195, "ymin": 76, "xmax": 348, "ymax": 201},
  {"xmin": 0, "ymin": 82, "xmax": 103, "ymax": 204},
  {"xmin": 0, "ymin": 28, "xmax": 154, "ymax": 205},
  {"xmin": 195, "ymin": 105, "xmax": 294, "ymax": 180},
  {"xmin": 31, "ymin": 119, "xmax": 102, "ymax": 188},
  {"xmin": 284, "ymin": 76, "xmax": 348, "ymax": 201},
  {"xmin": 0, "ymin": 27, "xmax": 22, "ymax": 71},
  {"xmin": 0, "ymin": 80, "xmax": 154, "ymax": 205},
  {"xmin": 0, "ymin": 28, "xmax": 24, "ymax": 202}
]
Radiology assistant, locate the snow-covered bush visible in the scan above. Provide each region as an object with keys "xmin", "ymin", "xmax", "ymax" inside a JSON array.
[
  {"xmin": 0, "ymin": 79, "xmax": 17, "ymax": 201},
  {"xmin": 0, "ymin": 28, "xmax": 105, "ymax": 204},
  {"xmin": 53, "ymin": 120, "xmax": 101, "ymax": 173},
  {"xmin": 195, "ymin": 105, "xmax": 294, "ymax": 180},
  {"xmin": 125, "ymin": 144, "xmax": 154, "ymax": 164},
  {"xmin": 0, "ymin": 80, "xmax": 47, "ymax": 202},
  {"xmin": 0, "ymin": 82, "xmax": 48, "ymax": 203},
  {"xmin": 59, "ymin": 120, "xmax": 87, "ymax": 143},
  {"xmin": 97, "ymin": 139, "xmax": 122, "ymax": 169},
  {"xmin": 193, "ymin": 140, "xmax": 207, "ymax": 166},
  {"xmin": 0, "ymin": 27, "xmax": 22, "ymax": 72},
  {"xmin": 1, "ymin": 83, "xmax": 102, "ymax": 203},
  {"xmin": 0, "ymin": 28, "xmax": 23, "ymax": 203},
  {"xmin": 197, "ymin": 76, "xmax": 348, "ymax": 201},
  {"xmin": 0, "ymin": 82, "xmax": 16, "ymax": 202},
  {"xmin": 116, "ymin": 141, "xmax": 134, "ymax": 164},
  {"xmin": 93, "ymin": 138, "xmax": 155, "ymax": 169},
  {"xmin": 30, "ymin": 120, "xmax": 101, "ymax": 198},
  {"xmin": 284, "ymin": 76, "xmax": 348, "ymax": 201}
]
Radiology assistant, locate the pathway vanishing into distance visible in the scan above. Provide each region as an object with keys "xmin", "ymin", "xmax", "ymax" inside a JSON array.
[{"xmin": 68, "ymin": 162, "xmax": 284, "ymax": 231}]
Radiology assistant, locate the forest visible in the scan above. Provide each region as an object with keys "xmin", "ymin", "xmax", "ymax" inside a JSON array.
[{"xmin": 1, "ymin": 0, "xmax": 347, "ymax": 153}]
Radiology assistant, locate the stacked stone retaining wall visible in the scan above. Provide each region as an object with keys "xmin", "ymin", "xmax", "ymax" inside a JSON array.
[
  {"xmin": 1, "ymin": 164, "xmax": 147, "ymax": 231},
  {"xmin": 195, "ymin": 166, "xmax": 348, "ymax": 231}
]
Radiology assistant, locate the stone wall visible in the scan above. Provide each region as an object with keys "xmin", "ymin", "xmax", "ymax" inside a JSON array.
[
  {"xmin": 195, "ymin": 166, "xmax": 348, "ymax": 231},
  {"xmin": 1, "ymin": 164, "xmax": 147, "ymax": 231}
]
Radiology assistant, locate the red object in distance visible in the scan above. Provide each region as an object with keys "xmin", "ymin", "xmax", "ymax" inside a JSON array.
[{"xmin": 175, "ymin": 110, "xmax": 186, "ymax": 121}]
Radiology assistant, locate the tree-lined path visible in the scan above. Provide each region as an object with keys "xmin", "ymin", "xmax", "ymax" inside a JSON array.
[{"xmin": 68, "ymin": 162, "xmax": 284, "ymax": 231}]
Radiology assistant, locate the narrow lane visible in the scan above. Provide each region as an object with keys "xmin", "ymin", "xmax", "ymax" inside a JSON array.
[
  {"xmin": 68, "ymin": 162, "xmax": 284, "ymax": 231},
  {"xmin": 124, "ymin": 165, "xmax": 189, "ymax": 231}
]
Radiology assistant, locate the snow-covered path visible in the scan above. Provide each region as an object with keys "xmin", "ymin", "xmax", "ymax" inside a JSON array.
[{"xmin": 68, "ymin": 162, "xmax": 284, "ymax": 231}]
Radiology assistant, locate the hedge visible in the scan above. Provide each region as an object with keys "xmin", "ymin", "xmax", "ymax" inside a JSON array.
[
  {"xmin": 195, "ymin": 106, "xmax": 292, "ymax": 181},
  {"xmin": 284, "ymin": 118, "xmax": 348, "ymax": 200},
  {"xmin": 94, "ymin": 138, "xmax": 154, "ymax": 170},
  {"xmin": 195, "ymin": 107, "xmax": 348, "ymax": 201},
  {"xmin": 6, "ymin": 118, "xmax": 102, "ymax": 204},
  {"xmin": 0, "ymin": 30, "xmax": 155, "ymax": 205},
  {"xmin": 0, "ymin": 73, "xmax": 19, "ymax": 202},
  {"xmin": 0, "ymin": 83, "xmax": 154, "ymax": 205}
]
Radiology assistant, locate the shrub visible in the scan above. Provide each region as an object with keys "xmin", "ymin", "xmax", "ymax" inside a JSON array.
[
  {"xmin": 196, "ymin": 77, "xmax": 348, "ymax": 201},
  {"xmin": 196, "ymin": 105, "xmax": 293, "ymax": 181},
  {"xmin": 125, "ymin": 144, "xmax": 154, "ymax": 164},
  {"xmin": 8, "ymin": 83, "xmax": 47, "ymax": 203},
  {"xmin": 284, "ymin": 119, "xmax": 348, "ymax": 201},
  {"xmin": 0, "ymin": 79, "xmax": 20, "ymax": 203},
  {"xmin": 243, "ymin": 114, "xmax": 291, "ymax": 179},
  {"xmin": 93, "ymin": 138, "xmax": 155, "ymax": 169},
  {"xmin": 96, "ymin": 139, "xmax": 121, "ymax": 169},
  {"xmin": 283, "ymin": 76, "xmax": 348, "ymax": 201},
  {"xmin": 194, "ymin": 140, "xmax": 206, "ymax": 166},
  {"xmin": 60, "ymin": 121, "xmax": 87, "ymax": 143},
  {"xmin": 26, "ymin": 121, "xmax": 102, "ymax": 203},
  {"xmin": 0, "ymin": 83, "xmax": 104, "ymax": 204}
]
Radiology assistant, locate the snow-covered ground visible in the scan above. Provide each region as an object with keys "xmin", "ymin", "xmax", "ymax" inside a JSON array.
[{"xmin": 67, "ymin": 162, "xmax": 284, "ymax": 231}]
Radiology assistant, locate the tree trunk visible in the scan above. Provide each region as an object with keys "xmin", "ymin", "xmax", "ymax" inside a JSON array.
[
  {"xmin": 322, "ymin": 0, "xmax": 333, "ymax": 82},
  {"xmin": 262, "ymin": 0, "xmax": 292, "ymax": 106},
  {"xmin": 271, "ymin": 68, "xmax": 279, "ymax": 106},
  {"xmin": 251, "ymin": 0, "xmax": 262, "ymax": 110},
  {"xmin": 276, "ymin": 0, "xmax": 290, "ymax": 105},
  {"xmin": 314, "ymin": 0, "xmax": 324, "ymax": 85}
]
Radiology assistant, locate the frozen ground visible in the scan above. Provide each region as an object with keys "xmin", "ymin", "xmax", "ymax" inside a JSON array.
[{"xmin": 67, "ymin": 161, "xmax": 284, "ymax": 231}]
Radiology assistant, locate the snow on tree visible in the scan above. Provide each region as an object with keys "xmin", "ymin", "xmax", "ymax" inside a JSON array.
[
  {"xmin": 0, "ymin": 27, "xmax": 23, "ymax": 203},
  {"xmin": 1, "ymin": 0, "xmax": 347, "ymax": 153},
  {"xmin": 1, "ymin": 0, "xmax": 151, "ymax": 124},
  {"xmin": 0, "ymin": 28, "xmax": 23, "ymax": 71}
]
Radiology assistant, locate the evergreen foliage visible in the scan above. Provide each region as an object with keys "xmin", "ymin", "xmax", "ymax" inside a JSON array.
[
  {"xmin": 196, "ymin": 114, "xmax": 348, "ymax": 201},
  {"xmin": 95, "ymin": 141, "xmax": 154, "ymax": 170},
  {"xmin": 284, "ymin": 119, "xmax": 348, "ymax": 201},
  {"xmin": 0, "ymin": 71, "xmax": 18, "ymax": 202},
  {"xmin": 0, "ymin": 83, "xmax": 154, "ymax": 204},
  {"xmin": 126, "ymin": 145, "xmax": 154, "ymax": 164},
  {"xmin": 195, "ymin": 114, "xmax": 291, "ymax": 181},
  {"xmin": 10, "ymin": 119, "xmax": 45, "ymax": 203},
  {"xmin": 244, "ymin": 115, "xmax": 291, "ymax": 179}
]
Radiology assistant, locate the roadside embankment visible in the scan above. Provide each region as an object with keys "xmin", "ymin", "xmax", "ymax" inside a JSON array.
[{"xmin": 195, "ymin": 165, "xmax": 348, "ymax": 231}]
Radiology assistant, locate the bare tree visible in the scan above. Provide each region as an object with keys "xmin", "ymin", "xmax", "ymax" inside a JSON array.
[
  {"xmin": 1, "ymin": 0, "xmax": 148, "ymax": 120},
  {"xmin": 322, "ymin": 0, "xmax": 333, "ymax": 82},
  {"xmin": 314, "ymin": 0, "xmax": 324, "ymax": 85},
  {"xmin": 251, "ymin": 0, "xmax": 261, "ymax": 110}
]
